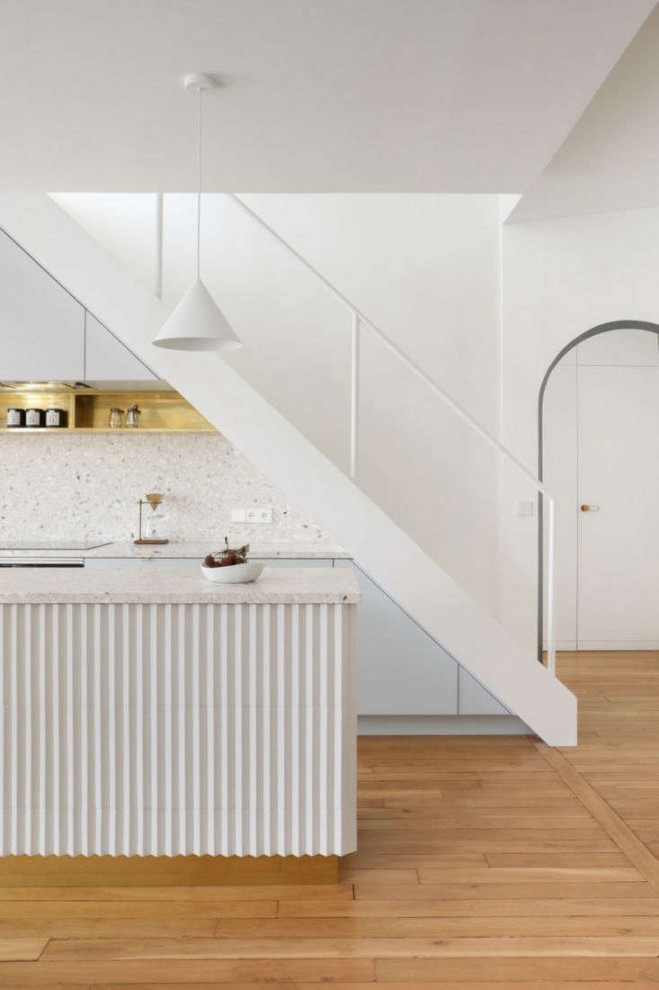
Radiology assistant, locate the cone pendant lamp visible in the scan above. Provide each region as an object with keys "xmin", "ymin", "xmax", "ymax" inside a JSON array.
[
  {"xmin": 154, "ymin": 74, "xmax": 242, "ymax": 352},
  {"xmin": 154, "ymin": 276, "xmax": 241, "ymax": 351}
]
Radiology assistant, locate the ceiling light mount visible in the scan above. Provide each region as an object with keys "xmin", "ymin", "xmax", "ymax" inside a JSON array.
[{"xmin": 182, "ymin": 73, "xmax": 219, "ymax": 93}]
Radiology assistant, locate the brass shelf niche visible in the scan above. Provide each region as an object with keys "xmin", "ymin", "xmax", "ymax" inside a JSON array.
[{"xmin": 0, "ymin": 389, "xmax": 215, "ymax": 434}]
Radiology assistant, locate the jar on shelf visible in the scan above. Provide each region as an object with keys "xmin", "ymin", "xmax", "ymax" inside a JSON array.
[
  {"xmin": 125, "ymin": 403, "xmax": 141, "ymax": 428},
  {"xmin": 108, "ymin": 407, "xmax": 125, "ymax": 429}
]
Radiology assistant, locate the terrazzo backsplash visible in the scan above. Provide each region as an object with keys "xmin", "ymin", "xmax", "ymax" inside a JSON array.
[{"xmin": 0, "ymin": 432, "xmax": 333, "ymax": 544}]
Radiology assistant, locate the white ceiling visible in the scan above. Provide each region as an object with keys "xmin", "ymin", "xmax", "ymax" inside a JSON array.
[
  {"xmin": 512, "ymin": 4, "xmax": 659, "ymax": 221},
  {"xmin": 0, "ymin": 0, "xmax": 654, "ymax": 192}
]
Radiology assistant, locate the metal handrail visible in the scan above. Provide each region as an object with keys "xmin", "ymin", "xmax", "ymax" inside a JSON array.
[{"xmin": 227, "ymin": 192, "xmax": 556, "ymax": 673}]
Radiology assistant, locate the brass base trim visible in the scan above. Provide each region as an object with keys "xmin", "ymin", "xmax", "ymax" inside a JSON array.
[{"xmin": 0, "ymin": 854, "xmax": 338, "ymax": 887}]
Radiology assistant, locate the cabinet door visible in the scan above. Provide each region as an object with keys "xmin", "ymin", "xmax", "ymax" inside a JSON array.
[
  {"xmin": 336, "ymin": 561, "xmax": 457, "ymax": 715},
  {"xmin": 85, "ymin": 313, "xmax": 157, "ymax": 381},
  {"xmin": 0, "ymin": 229, "xmax": 84, "ymax": 380},
  {"xmin": 458, "ymin": 668, "xmax": 508, "ymax": 715}
]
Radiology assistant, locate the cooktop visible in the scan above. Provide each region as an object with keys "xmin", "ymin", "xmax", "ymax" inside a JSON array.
[{"xmin": 0, "ymin": 540, "xmax": 112, "ymax": 551}]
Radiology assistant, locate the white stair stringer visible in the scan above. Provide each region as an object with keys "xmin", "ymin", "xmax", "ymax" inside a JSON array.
[{"xmin": 0, "ymin": 194, "xmax": 577, "ymax": 745}]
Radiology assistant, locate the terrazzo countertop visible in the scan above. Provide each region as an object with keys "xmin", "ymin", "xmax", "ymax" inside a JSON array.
[
  {"xmin": 0, "ymin": 541, "xmax": 350, "ymax": 561},
  {"xmin": 0, "ymin": 565, "xmax": 361, "ymax": 605}
]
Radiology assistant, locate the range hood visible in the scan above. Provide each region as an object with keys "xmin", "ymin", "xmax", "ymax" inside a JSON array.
[
  {"xmin": 0, "ymin": 380, "xmax": 171, "ymax": 392},
  {"xmin": 0, "ymin": 381, "xmax": 95, "ymax": 392}
]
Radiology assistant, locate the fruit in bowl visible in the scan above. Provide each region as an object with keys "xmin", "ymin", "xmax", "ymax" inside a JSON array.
[{"xmin": 201, "ymin": 538, "xmax": 264, "ymax": 584}]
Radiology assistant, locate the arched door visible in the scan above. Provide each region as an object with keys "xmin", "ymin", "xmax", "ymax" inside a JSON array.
[{"xmin": 541, "ymin": 324, "xmax": 659, "ymax": 650}]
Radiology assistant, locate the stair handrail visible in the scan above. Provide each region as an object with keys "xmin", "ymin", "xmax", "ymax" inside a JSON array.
[{"xmin": 227, "ymin": 193, "xmax": 556, "ymax": 673}]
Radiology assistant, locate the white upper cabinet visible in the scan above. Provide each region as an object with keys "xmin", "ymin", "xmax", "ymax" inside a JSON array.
[
  {"xmin": 84, "ymin": 312, "xmax": 156, "ymax": 381},
  {"xmin": 0, "ymin": 229, "xmax": 85, "ymax": 380}
]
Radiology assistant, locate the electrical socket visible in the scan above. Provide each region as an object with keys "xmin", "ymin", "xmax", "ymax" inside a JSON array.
[{"xmin": 244, "ymin": 506, "xmax": 273, "ymax": 524}]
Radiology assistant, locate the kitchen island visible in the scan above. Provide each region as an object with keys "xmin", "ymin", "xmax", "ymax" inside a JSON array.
[{"xmin": 0, "ymin": 566, "xmax": 360, "ymax": 884}]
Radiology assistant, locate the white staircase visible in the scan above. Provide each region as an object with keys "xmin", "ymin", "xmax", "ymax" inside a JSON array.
[{"xmin": 0, "ymin": 193, "xmax": 577, "ymax": 745}]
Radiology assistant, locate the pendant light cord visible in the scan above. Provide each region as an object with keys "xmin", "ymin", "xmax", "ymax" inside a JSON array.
[{"xmin": 196, "ymin": 85, "xmax": 202, "ymax": 280}]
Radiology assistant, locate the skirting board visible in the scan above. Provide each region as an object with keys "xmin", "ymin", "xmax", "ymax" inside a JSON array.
[
  {"xmin": 0, "ymin": 854, "xmax": 338, "ymax": 887},
  {"xmin": 358, "ymin": 715, "xmax": 531, "ymax": 735},
  {"xmin": 578, "ymin": 640, "xmax": 659, "ymax": 651},
  {"xmin": 554, "ymin": 640, "xmax": 659, "ymax": 651}
]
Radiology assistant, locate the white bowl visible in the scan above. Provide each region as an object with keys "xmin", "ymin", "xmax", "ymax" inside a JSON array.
[{"xmin": 200, "ymin": 561, "xmax": 264, "ymax": 584}]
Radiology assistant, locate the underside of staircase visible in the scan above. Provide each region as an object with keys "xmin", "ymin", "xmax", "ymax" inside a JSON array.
[{"xmin": 0, "ymin": 194, "xmax": 577, "ymax": 745}]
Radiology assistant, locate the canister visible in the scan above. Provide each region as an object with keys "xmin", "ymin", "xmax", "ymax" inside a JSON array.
[
  {"xmin": 6, "ymin": 408, "xmax": 24, "ymax": 428},
  {"xmin": 45, "ymin": 408, "xmax": 66, "ymax": 428},
  {"xmin": 25, "ymin": 408, "xmax": 44, "ymax": 428}
]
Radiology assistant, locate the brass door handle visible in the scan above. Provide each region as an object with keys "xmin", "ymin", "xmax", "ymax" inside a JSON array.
[{"xmin": 580, "ymin": 504, "xmax": 601, "ymax": 512}]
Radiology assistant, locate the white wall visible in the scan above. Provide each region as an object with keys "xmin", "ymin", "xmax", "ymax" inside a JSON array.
[
  {"xmin": 502, "ymin": 207, "xmax": 659, "ymax": 466},
  {"xmin": 237, "ymin": 194, "xmax": 501, "ymax": 429},
  {"xmin": 51, "ymin": 194, "xmax": 159, "ymax": 295}
]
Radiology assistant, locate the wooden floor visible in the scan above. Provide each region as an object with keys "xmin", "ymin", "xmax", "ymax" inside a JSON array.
[{"xmin": 2, "ymin": 649, "xmax": 659, "ymax": 988}]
